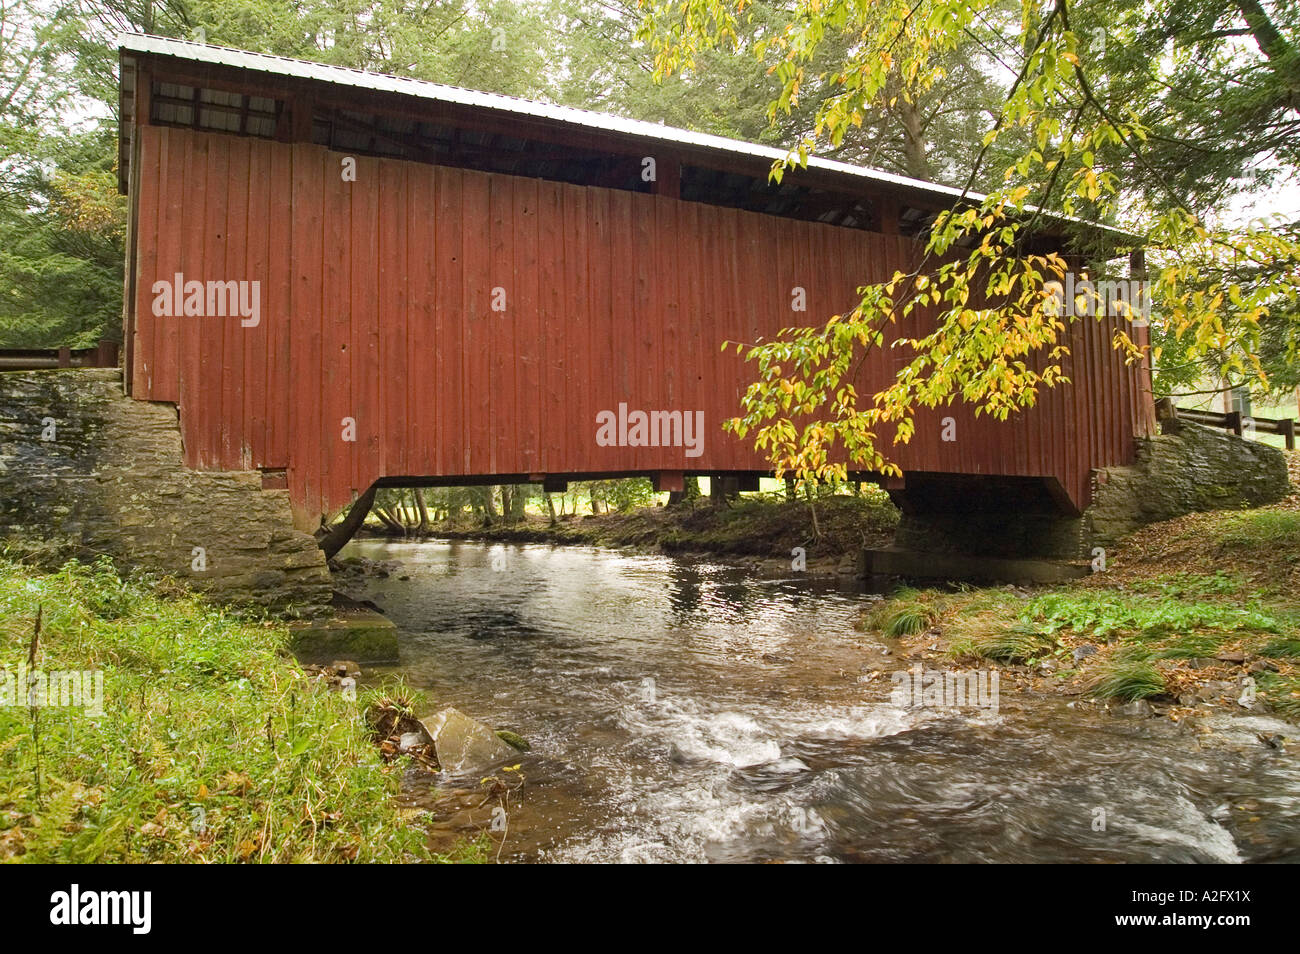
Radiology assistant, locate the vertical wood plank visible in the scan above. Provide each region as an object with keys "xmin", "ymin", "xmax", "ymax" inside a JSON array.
[
  {"xmin": 222, "ymin": 135, "xmax": 250, "ymax": 469},
  {"xmin": 350, "ymin": 154, "xmax": 381, "ymax": 499},
  {"xmin": 244, "ymin": 139, "xmax": 271, "ymax": 467},
  {"xmin": 487, "ymin": 173, "xmax": 515, "ymax": 475},
  {"xmin": 514, "ymin": 177, "xmax": 541, "ymax": 474},
  {"xmin": 461, "ymin": 170, "xmax": 492, "ymax": 475},
  {"xmin": 132, "ymin": 126, "xmax": 161, "ymax": 399},
  {"xmin": 587, "ymin": 187, "xmax": 613, "ymax": 476},
  {"xmin": 198, "ymin": 135, "xmax": 228, "ymax": 469},
  {"xmin": 434, "ymin": 167, "xmax": 465, "ymax": 477},
  {"xmin": 177, "ymin": 132, "xmax": 206, "ymax": 467},
  {"xmin": 406, "ymin": 162, "xmax": 432, "ymax": 477},
  {"xmin": 290, "ymin": 143, "xmax": 324, "ymax": 525},
  {"xmin": 266, "ymin": 138, "xmax": 293, "ymax": 466},
  {"xmin": 607, "ymin": 189, "xmax": 634, "ymax": 475}
]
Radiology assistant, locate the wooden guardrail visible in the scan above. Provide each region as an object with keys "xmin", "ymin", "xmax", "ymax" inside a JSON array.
[
  {"xmin": 1156, "ymin": 397, "xmax": 1296, "ymax": 450},
  {"xmin": 0, "ymin": 340, "xmax": 119, "ymax": 371}
]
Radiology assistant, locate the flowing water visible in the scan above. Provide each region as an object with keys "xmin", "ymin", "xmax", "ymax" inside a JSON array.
[{"xmin": 342, "ymin": 538, "xmax": 1300, "ymax": 863}]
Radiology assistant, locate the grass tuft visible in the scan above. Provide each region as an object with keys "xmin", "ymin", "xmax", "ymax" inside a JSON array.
[
  {"xmin": 950, "ymin": 624, "xmax": 1058, "ymax": 665},
  {"xmin": 1260, "ymin": 637, "xmax": 1300, "ymax": 660},
  {"xmin": 1090, "ymin": 651, "xmax": 1166, "ymax": 702},
  {"xmin": 883, "ymin": 605, "xmax": 934, "ymax": 637},
  {"xmin": 1151, "ymin": 634, "xmax": 1223, "ymax": 659},
  {"xmin": 1257, "ymin": 672, "xmax": 1300, "ymax": 719}
]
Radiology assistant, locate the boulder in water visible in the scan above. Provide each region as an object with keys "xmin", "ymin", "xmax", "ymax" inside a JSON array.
[{"xmin": 425, "ymin": 707, "xmax": 519, "ymax": 775}]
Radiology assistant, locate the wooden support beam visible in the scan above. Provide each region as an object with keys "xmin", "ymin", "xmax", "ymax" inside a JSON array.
[
  {"xmin": 287, "ymin": 93, "xmax": 314, "ymax": 142},
  {"xmin": 652, "ymin": 471, "xmax": 684, "ymax": 493},
  {"xmin": 1280, "ymin": 418, "xmax": 1295, "ymax": 451},
  {"xmin": 260, "ymin": 468, "xmax": 289, "ymax": 490},
  {"xmin": 877, "ymin": 197, "xmax": 900, "ymax": 235},
  {"xmin": 137, "ymin": 66, "xmax": 153, "ymax": 126}
]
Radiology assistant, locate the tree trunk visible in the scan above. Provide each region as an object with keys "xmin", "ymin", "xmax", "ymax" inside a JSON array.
[
  {"xmin": 710, "ymin": 476, "xmax": 738, "ymax": 507},
  {"xmin": 315, "ymin": 484, "xmax": 378, "ymax": 560},
  {"xmin": 896, "ymin": 94, "xmax": 933, "ymax": 181},
  {"xmin": 545, "ymin": 492, "xmax": 558, "ymax": 526},
  {"xmin": 508, "ymin": 485, "xmax": 528, "ymax": 522},
  {"xmin": 414, "ymin": 487, "xmax": 431, "ymax": 534},
  {"xmin": 479, "ymin": 486, "xmax": 499, "ymax": 527},
  {"xmin": 374, "ymin": 506, "xmax": 404, "ymax": 534},
  {"xmin": 806, "ymin": 482, "xmax": 822, "ymax": 540}
]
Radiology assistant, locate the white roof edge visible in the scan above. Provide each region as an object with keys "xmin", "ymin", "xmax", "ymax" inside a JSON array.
[{"xmin": 117, "ymin": 31, "xmax": 975, "ymax": 204}]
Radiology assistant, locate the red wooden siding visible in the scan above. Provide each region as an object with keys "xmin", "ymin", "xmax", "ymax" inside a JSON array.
[{"xmin": 130, "ymin": 125, "xmax": 1154, "ymax": 529}]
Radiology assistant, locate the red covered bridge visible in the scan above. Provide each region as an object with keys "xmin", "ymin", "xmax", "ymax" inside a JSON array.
[{"xmin": 117, "ymin": 34, "xmax": 1154, "ymax": 533}]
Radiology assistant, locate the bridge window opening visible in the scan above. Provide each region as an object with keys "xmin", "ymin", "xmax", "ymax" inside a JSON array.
[
  {"xmin": 309, "ymin": 106, "xmax": 651, "ymax": 192},
  {"xmin": 680, "ymin": 165, "xmax": 880, "ymax": 230},
  {"xmin": 898, "ymin": 205, "xmax": 938, "ymax": 239},
  {"xmin": 149, "ymin": 81, "xmax": 280, "ymax": 139}
]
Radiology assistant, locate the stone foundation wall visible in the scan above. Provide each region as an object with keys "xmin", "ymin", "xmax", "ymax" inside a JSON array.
[
  {"xmin": 891, "ymin": 422, "xmax": 1290, "ymax": 562},
  {"xmin": 0, "ymin": 369, "xmax": 331, "ymax": 615},
  {"xmin": 1086, "ymin": 420, "xmax": 1291, "ymax": 549}
]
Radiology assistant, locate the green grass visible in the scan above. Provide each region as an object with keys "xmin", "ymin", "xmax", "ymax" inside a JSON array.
[
  {"xmin": 1137, "ymin": 571, "xmax": 1246, "ymax": 599},
  {"xmin": 0, "ymin": 557, "xmax": 482, "ymax": 863},
  {"xmin": 1026, "ymin": 590, "xmax": 1284, "ymax": 642},
  {"xmin": 1215, "ymin": 510, "xmax": 1300, "ymax": 549},
  {"xmin": 882, "ymin": 604, "xmax": 933, "ymax": 637}
]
